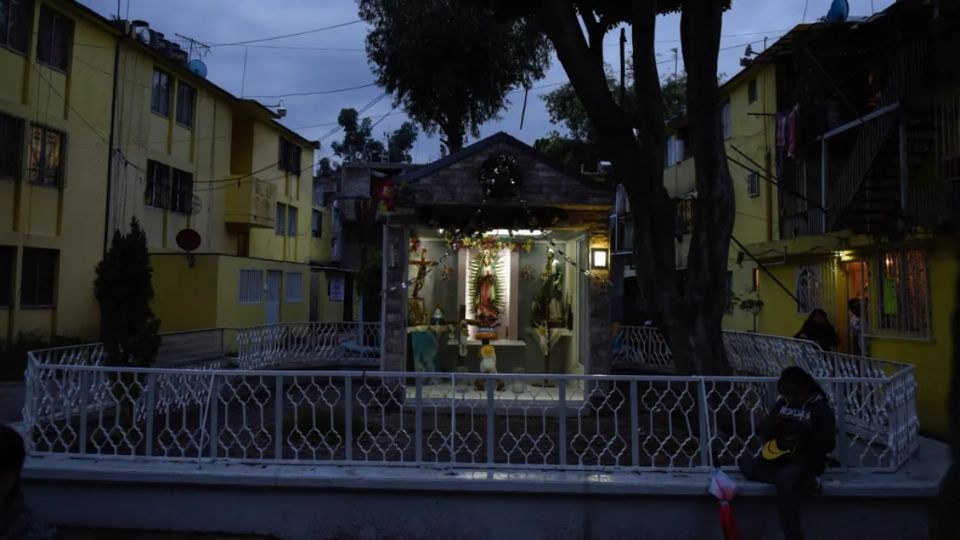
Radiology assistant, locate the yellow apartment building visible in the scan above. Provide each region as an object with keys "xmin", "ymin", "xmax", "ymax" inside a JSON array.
[{"xmin": 0, "ymin": 0, "xmax": 324, "ymax": 349}]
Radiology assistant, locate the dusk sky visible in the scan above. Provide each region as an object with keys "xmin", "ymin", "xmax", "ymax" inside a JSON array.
[{"xmin": 81, "ymin": 0, "xmax": 896, "ymax": 165}]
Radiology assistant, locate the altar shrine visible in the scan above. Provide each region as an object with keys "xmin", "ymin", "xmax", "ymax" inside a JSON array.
[{"xmin": 378, "ymin": 133, "xmax": 614, "ymax": 383}]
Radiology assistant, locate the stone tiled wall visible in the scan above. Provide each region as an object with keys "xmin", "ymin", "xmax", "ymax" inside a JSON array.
[
  {"xmin": 381, "ymin": 224, "xmax": 408, "ymax": 371},
  {"xmin": 406, "ymin": 143, "xmax": 612, "ymax": 208}
]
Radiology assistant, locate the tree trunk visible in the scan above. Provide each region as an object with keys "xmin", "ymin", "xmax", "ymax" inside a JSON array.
[
  {"xmin": 535, "ymin": 0, "xmax": 695, "ymax": 373},
  {"xmin": 441, "ymin": 122, "xmax": 465, "ymax": 154},
  {"xmin": 679, "ymin": 0, "xmax": 736, "ymax": 375}
]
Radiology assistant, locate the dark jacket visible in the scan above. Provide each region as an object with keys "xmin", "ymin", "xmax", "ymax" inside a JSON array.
[
  {"xmin": 763, "ymin": 393, "xmax": 836, "ymax": 457},
  {"xmin": 794, "ymin": 321, "xmax": 840, "ymax": 350}
]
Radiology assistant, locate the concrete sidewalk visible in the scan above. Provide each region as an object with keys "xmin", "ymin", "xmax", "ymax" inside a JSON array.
[{"xmin": 0, "ymin": 381, "xmax": 24, "ymax": 424}]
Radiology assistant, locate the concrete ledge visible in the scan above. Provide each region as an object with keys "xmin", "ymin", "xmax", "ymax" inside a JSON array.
[{"xmin": 20, "ymin": 438, "xmax": 949, "ymax": 540}]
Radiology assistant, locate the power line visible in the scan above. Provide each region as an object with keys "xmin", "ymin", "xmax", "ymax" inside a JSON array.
[
  {"xmin": 246, "ymin": 83, "xmax": 379, "ymax": 99},
  {"xmin": 207, "ymin": 20, "xmax": 363, "ymax": 48}
]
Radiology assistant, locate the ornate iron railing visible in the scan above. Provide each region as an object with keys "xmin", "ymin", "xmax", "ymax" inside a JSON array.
[
  {"xmin": 235, "ymin": 322, "xmax": 381, "ymax": 370},
  {"xmin": 21, "ymin": 362, "xmax": 914, "ymax": 472},
  {"xmin": 20, "ymin": 324, "xmax": 917, "ymax": 472}
]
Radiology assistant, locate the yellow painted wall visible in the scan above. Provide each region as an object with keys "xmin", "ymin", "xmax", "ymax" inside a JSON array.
[
  {"xmin": 214, "ymin": 256, "xmax": 310, "ymax": 328},
  {"xmin": 755, "ymin": 236, "xmax": 958, "ymax": 436},
  {"xmin": 313, "ymin": 271, "xmax": 345, "ymax": 322},
  {"xmin": 151, "ymin": 254, "xmax": 219, "ymax": 331},
  {"xmin": 0, "ymin": 0, "xmax": 115, "ymax": 344},
  {"xmin": 662, "ymin": 63, "xmax": 778, "ymax": 332}
]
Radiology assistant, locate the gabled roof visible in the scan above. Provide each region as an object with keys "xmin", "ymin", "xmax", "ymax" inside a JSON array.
[{"xmin": 398, "ymin": 132, "xmax": 612, "ymax": 191}]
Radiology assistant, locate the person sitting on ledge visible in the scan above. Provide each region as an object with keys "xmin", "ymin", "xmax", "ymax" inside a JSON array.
[
  {"xmin": 1, "ymin": 424, "xmax": 55, "ymax": 539},
  {"xmin": 738, "ymin": 366, "xmax": 836, "ymax": 540}
]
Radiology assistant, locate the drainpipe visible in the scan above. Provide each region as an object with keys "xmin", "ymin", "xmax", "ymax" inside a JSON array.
[
  {"xmin": 103, "ymin": 40, "xmax": 121, "ymax": 255},
  {"xmin": 820, "ymin": 138, "xmax": 828, "ymax": 233},
  {"xmin": 899, "ymin": 110, "xmax": 909, "ymax": 218}
]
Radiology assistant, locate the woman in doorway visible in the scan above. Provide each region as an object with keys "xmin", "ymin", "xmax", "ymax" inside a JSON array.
[
  {"xmin": 794, "ymin": 308, "xmax": 840, "ymax": 351},
  {"xmin": 739, "ymin": 367, "xmax": 836, "ymax": 540}
]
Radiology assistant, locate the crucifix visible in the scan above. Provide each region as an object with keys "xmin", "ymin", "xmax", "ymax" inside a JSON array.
[{"xmin": 409, "ymin": 248, "xmax": 437, "ymax": 299}]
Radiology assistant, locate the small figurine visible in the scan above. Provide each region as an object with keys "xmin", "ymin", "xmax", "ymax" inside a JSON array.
[
  {"xmin": 474, "ymin": 339, "xmax": 504, "ymax": 391},
  {"xmin": 431, "ymin": 306, "xmax": 446, "ymax": 326}
]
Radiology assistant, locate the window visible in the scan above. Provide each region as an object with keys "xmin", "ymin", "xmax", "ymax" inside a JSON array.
[
  {"xmin": 0, "ymin": 0, "xmax": 32, "ymax": 54},
  {"xmin": 20, "ymin": 248, "xmax": 57, "ymax": 307},
  {"xmin": 747, "ymin": 78, "xmax": 758, "ymax": 104},
  {"xmin": 151, "ymin": 69, "xmax": 171, "ymax": 116},
  {"xmin": 27, "ymin": 125, "xmax": 64, "ymax": 186},
  {"xmin": 0, "ymin": 111, "xmax": 24, "ymax": 180},
  {"xmin": 275, "ymin": 203, "xmax": 286, "ymax": 235},
  {"xmin": 876, "ymin": 250, "xmax": 930, "ymax": 337},
  {"xmin": 37, "ymin": 6, "xmax": 72, "ymax": 72},
  {"xmin": 721, "ymin": 100, "xmax": 732, "ymax": 139},
  {"xmin": 311, "ymin": 209, "xmax": 322, "ymax": 238},
  {"xmin": 145, "ymin": 160, "xmax": 169, "ymax": 208},
  {"xmin": 238, "ymin": 269, "xmax": 263, "ymax": 304},
  {"xmin": 747, "ymin": 171, "xmax": 760, "ymax": 198},
  {"xmin": 0, "ymin": 245, "xmax": 13, "ymax": 307},
  {"xmin": 175, "ymin": 82, "xmax": 195, "ymax": 127},
  {"xmin": 287, "ymin": 206, "xmax": 298, "ymax": 236},
  {"xmin": 170, "ymin": 168, "xmax": 193, "ymax": 214},
  {"xmin": 665, "ymin": 134, "xmax": 686, "ymax": 166},
  {"xmin": 795, "ymin": 266, "xmax": 821, "ymax": 314},
  {"xmin": 285, "ymin": 272, "xmax": 303, "ymax": 303},
  {"xmin": 278, "ymin": 138, "xmax": 302, "ymax": 175}
]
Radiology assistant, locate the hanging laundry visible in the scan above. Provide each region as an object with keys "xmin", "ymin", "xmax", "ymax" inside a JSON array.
[
  {"xmin": 776, "ymin": 113, "xmax": 787, "ymax": 149},
  {"xmin": 786, "ymin": 106, "xmax": 799, "ymax": 158}
]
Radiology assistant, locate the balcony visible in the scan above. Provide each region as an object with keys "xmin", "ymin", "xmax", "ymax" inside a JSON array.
[{"xmin": 224, "ymin": 176, "xmax": 277, "ymax": 230}]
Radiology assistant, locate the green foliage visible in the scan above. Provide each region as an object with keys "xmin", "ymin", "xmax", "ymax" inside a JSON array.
[
  {"xmin": 387, "ymin": 121, "xmax": 418, "ymax": 163},
  {"xmin": 0, "ymin": 332, "xmax": 83, "ymax": 380},
  {"xmin": 94, "ymin": 217, "xmax": 161, "ymax": 367},
  {"xmin": 661, "ymin": 72, "xmax": 688, "ymax": 120},
  {"xmin": 316, "ymin": 157, "xmax": 339, "ymax": 180},
  {"xmin": 359, "ymin": 0, "xmax": 551, "ymax": 152}
]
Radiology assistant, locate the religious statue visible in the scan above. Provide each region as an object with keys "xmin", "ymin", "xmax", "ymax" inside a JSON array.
[
  {"xmin": 409, "ymin": 249, "xmax": 436, "ymax": 299},
  {"xmin": 532, "ymin": 248, "xmax": 565, "ymax": 325},
  {"xmin": 469, "ymin": 249, "xmax": 504, "ymax": 338},
  {"xmin": 408, "ymin": 249, "xmax": 436, "ymax": 326}
]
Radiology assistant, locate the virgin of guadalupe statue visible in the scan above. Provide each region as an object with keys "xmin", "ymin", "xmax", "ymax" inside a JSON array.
[{"xmin": 473, "ymin": 250, "xmax": 500, "ymax": 326}]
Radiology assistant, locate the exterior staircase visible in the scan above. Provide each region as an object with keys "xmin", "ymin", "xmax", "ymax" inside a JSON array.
[{"xmin": 829, "ymin": 41, "xmax": 928, "ymax": 233}]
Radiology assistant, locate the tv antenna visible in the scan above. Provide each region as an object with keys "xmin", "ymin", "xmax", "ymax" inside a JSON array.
[{"xmin": 174, "ymin": 33, "xmax": 211, "ymax": 61}]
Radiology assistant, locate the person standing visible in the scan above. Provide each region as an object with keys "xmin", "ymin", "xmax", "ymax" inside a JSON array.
[{"xmin": 739, "ymin": 367, "xmax": 836, "ymax": 540}]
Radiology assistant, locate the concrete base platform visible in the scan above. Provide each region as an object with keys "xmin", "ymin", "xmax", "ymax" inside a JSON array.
[{"xmin": 22, "ymin": 439, "xmax": 949, "ymax": 540}]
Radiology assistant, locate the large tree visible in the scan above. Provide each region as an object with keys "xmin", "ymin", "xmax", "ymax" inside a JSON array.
[
  {"xmin": 358, "ymin": 0, "xmax": 551, "ymax": 153},
  {"xmin": 481, "ymin": 0, "xmax": 734, "ymax": 374},
  {"xmin": 330, "ymin": 108, "xmax": 418, "ymax": 164}
]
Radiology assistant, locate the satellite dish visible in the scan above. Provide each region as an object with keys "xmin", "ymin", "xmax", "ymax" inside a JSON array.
[
  {"xmin": 188, "ymin": 59, "xmax": 208, "ymax": 78},
  {"xmin": 176, "ymin": 228, "xmax": 201, "ymax": 252}
]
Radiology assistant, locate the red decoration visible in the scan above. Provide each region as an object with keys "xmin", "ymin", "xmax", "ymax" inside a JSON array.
[
  {"xmin": 373, "ymin": 179, "xmax": 396, "ymax": 213},
  {"xmin": 175, "ymin": 229, "xmax": 201, "ymax": 252}
]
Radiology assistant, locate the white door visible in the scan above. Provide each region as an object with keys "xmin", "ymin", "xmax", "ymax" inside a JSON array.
[{"xmin": 266, "ymin": 271, "xmax": 282, "ymax": 325}]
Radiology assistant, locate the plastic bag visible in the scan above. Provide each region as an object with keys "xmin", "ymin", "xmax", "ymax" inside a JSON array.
[{"xmin": 708, "ymin": 469, "xmax": 740, "ymax": 540}]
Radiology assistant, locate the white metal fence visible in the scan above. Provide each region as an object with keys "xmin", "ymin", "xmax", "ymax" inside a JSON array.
[
  {"xmin": 235, "ymin": 323, "xmax": 381, "ymax": 370},
  {"xmin": 20, "ymin": 325, "xmax": 917, "ymax": 473}
]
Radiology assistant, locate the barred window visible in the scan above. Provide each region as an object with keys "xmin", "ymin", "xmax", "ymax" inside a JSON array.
[
  {"xmin": 170, "ymin": 168, "xmax": 193, "ymax": 214},
  {"xmin": 238, "ymin": 269, "xmax": 263, "ymax": 304},
  {"xmin": 145, "ymin": 160, "xmax": 169, "ymax": 208},
  {"xmin": 0, "ymin": 111, "xmax": 24, "ymax": 181},
  {"xmin": 285, "ymin": 272, "xmax": 302, "ymax": 303},
  {"xmin": 875, "ymin": 249, "xmax": 930, "ymax": 338},
  {"xmin": 278, "ymin": 138, "xmax": 301, "ymax": 175},
  {"xmin": 796, "ymin": 266, "xmax": 821, "ymax": 314},
  {"xmin": 27, "ymin": 125, "xmax": 64, "ymax": 186}
]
